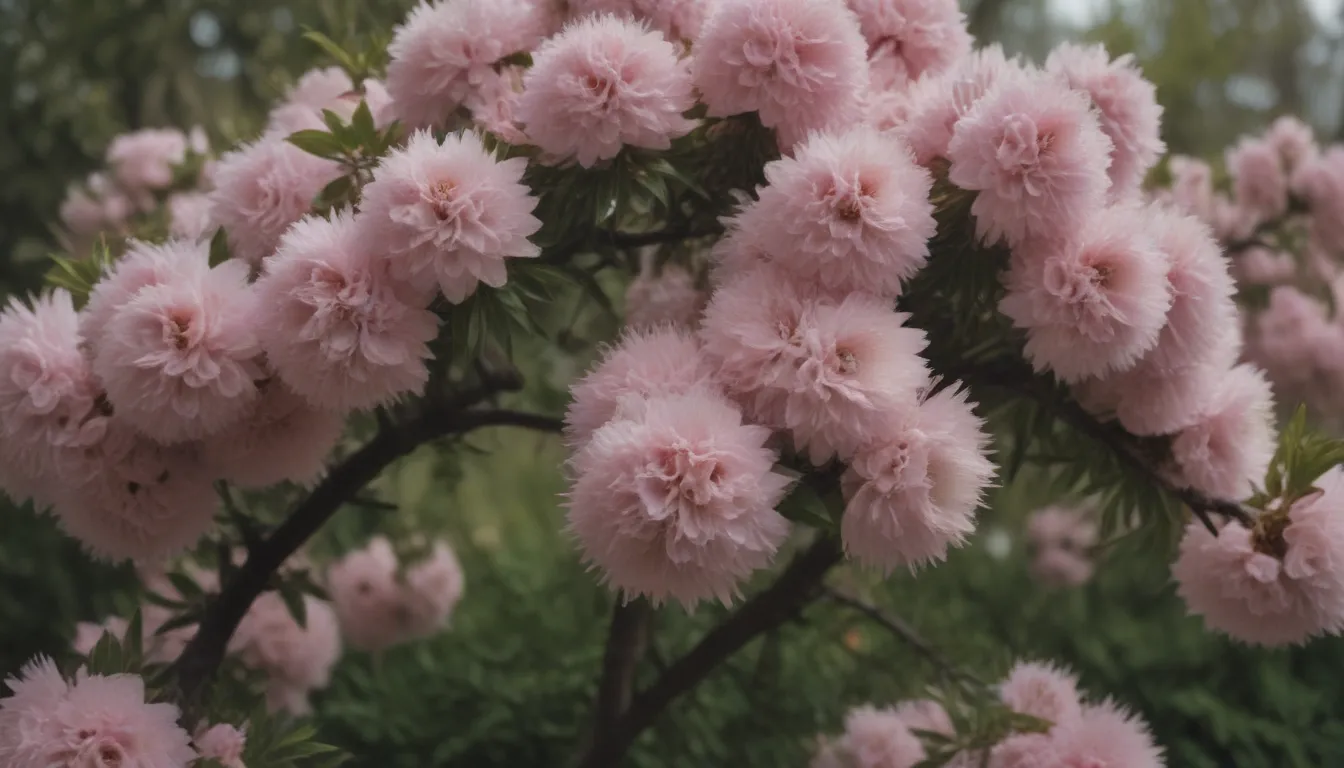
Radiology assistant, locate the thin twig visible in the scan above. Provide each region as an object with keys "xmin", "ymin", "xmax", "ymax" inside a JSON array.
[
  {"xmin": 585, "ymin": 600, "xmax": 653, "ymax": 756},
  {"xmin": 822, "ymin": 587, "xmax": 983, "ymax": 687},
  {"xmin": 576, "ymin": 537, "xmax": 843, "ymax": 768},
  {"xmin": 171, "ymin": 406, "xmax": 562, "ymax": 716}
]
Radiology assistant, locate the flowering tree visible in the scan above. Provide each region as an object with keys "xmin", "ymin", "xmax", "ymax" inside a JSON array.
[{"xmin": 4, "ymin": 0, "xmax": 1344, "ymax": 766}]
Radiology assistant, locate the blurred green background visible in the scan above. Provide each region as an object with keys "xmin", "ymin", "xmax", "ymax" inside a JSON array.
[{"xmin": 4, "ymin": 1, "xmax": 1344, "ymax": 766}]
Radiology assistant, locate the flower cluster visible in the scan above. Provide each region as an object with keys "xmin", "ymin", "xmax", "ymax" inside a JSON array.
[
  {"xmin": 327, "ymin": 536, "xmax": 466, "ymax": 652},
  {"xmin": 812, "ymin": 661, "xmax": 1162, "ymax": 767}
]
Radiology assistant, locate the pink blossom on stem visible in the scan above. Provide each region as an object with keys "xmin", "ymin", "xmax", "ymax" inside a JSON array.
[
  {"xmin": 736, "ymin": 127, "xmax": 936, "ymax": 299},
  {"xmin": 256, "ymin": 211, "xmax": 439, "ymax": 412},
  {"xmin": 202, "ymin": 379, "xmax": 345, "ymax": 489},
  {"xmin": 999, "ymin": 206, "xmax": 1172, "ymax": 383},
  {"xmin": 359, "ymin": 130, "xmax": 541, "ymax": 304},
  {"xmin": 327, "ymin": 537, "xmax": 418, "ymax": 652},
  {"xmin": 519, "ymin": 15, "xmax": 696, "ymax": 167},
  {"xmin": 230, "ymin": 592, "xmax": 341, "ymax": 715},
  {"xmin": 948, "ymin": 73, "xmax": 1112, "ymax": 248},
  {"xmin": 195, "ymin": 723, "xmax": 247, "ymax": 768},
  {"xmin": 81, "ymin": 238, "xmax": 211, "ymax": 348},
  {"xmin": 1169, "ymin": 363, "xmax": 1275, "ymax": 500},
  {"xmin": 692, "ymin": 0, "xmax": 869, "ymax": 150},
  {"xmin": 106, "ymin": 128, "xmax": 189, "ymax": 197},
  {"xmin": 841, "ymin": 385, "xmax": 995, "ymax": 571},
  {"xmin": 846, "ymin": 0, "xmax": 970, "ymax": 91},
  {"xmin": 567, "ymin": 388, "xmax": 792, "ymax": 608}
]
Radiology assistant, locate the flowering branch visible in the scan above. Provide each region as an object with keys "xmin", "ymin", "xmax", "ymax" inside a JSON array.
[
  {"xmin": 822, "ymin": 586, "xmax": 983, "ymax": 687},
  {"xmin": 171, "ymin": 401, "xmax": 563, "ymax": 715},
  {"xmin": 578, "ymin": 537, "xmax": 843, "ymax": 768}
]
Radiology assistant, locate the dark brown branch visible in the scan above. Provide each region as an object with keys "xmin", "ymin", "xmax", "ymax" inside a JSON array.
[
  {"xmin": 822, "ymin": 587, "xmax": 983, "ymax": 687},
  {"xmin": 171, "ymin": 406, "xmax": 563, "ymax": 714},
  {"xmin": 578, "ymin": 537, "xmax": 843, "ymax": 768},
  {"xmin": 585, "ymin": 600, "xmax": 653, "ymax": 753}
]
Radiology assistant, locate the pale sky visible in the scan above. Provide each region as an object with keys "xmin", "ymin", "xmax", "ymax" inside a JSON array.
[{"xmin": 1049, "ymin": 0, "xmax": 1344, "ymax": 29}]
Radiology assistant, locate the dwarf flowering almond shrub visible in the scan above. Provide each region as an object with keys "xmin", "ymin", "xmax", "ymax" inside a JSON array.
[{"xmin": 7, "ymin": 1, "xmax": 1344, "ymax": 766}]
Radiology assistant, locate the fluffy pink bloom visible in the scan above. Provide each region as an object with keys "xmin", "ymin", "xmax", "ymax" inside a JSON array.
[
  {"xmin": 567, "ymin": 388, "xmax": 792, "ymax": 607},
  {"xmin": 846, "ymin": 0, "xmax": 970, "ymax": 91},
  {"xmin": 519, "ymin": 15, "xmax": 696, "ymax": 167},
  {"xmin": 841, "ymin": 385, "xmax": 995, "ymax": 571},
  {"xmin": 403, "ymin": 539, "xmax": 466, "ymax": 636},
  {"xmin": 1045, "ymin": 43, "xmax": 1164, "ymax": 201},
  {"xmin": 166, "ymin": 192, "xmax": 216, "ymax": 241},
  {"xmin": 638, "ymin": 0, "xmax": 714, "ymax": 40},
  {"xmin": 359, "ymin": 130, "xmax": 541, "ymax": 303},
  {"xmin": 0, "ymin": 291, "xmax": 106, "ymax": 506},
  {"xmin": 1245, "ymin": 286, "xmax": 1344, "ymax": 419},
  {"xmin": 866, "ymin": 89, "xmax": 915, "ymax": 134},
  {"xmin": 988, "ymin": 733, "xmax": 1058, "ymax": 768},
  {"xmin": 1050, "ymin": 700, "xmax": 1164, "ymax": 768},
  {"xmin": 1266, "ymin": 115, "xmax": 1317, "ymax": 171},
  {"xmin": 1291, "ymin": 147, "xmax": 1344, "ymax": 252},
  {"xmin": 195, "ymin": 723, "xmax": 247, "ymax": 768},
  {"xmin": 898, "ymin": 44, "xmax": 1020, "ymax": 167},
  {"xmin": 1233, "ymin": 245, "xmax": 1295, "ymax": 286},
  {"xmin": 692, "ymin": 0, "xmax": 869, "ymax": 149},
  {"xmin": 1175, "ymin": 468, "xmax": 1344, "ymax": 646},
  {"xmin": 386, "ymin": 0, "xmax": 550, "ymax": 129},
  {"xmin": 999, "ymin": 206, "xmax": 1172, "ymax": 382},
  {"xmin": 209, "ymin": 138, "xmax": 341, "ymax": 266},
  {"xmin": 1078, "ymin": 346, "xmax": 1237, "ymax": 439},
  {"xmin": 51, "ymin": 421, "xmax": 217, "ymax": 562},
  {"xmin": 1166, "ymin": 155, "xmax": 1215, "ymax": 222},
  {"xmin": 327, "ymin": 537, "xmax": 416, "ymax": 652},
  {"xmin": 1169, "ymin": 364, "xmax": 1275, "ymax": 500},
  {"xmin": 264, "ymin": 66, "xmax": 390, "ymax": 134},
  {"xmin": 230, "ymin": 592, "xmax": 341, "ymax": 715},
  {"xmin": 624, "ymin": 262, "xmax": 705, "ymax": 330},
  {"xmin": 202, "ymin": 380, "xmax": 344, "ymax": 489},
  {"xmin": 947, "ymin": 74, "xmax": 1113, "ymax": 248},
  {"xmin": 1141, "ymin": 207, "xmax": 1238, "ymax": 371},
  {"xmin": 81, "ymin": 239, "xmax": 210, "ymax": 348},
  {"xmin": 95, "ymin": 256, "xmax": 262, "ymax": 444},
  {"xmin": 256, "ymin": 211, "xmax": 439, "ymax": 412},
  {"xmin": 999, "ymin": 661, "xmax": 1083, "ymax": 727},
  {"xmin": 466, "ymin": 65, "xmax": 529, "ymax": 143},
  {"xmin": 1227, "ymin": 136, "xmax": 1288, "ymax": 224},
  {"xmin": 735, "ymin": 127, "xmax": 936, "ymax": 299},
  {"xmin": 565, "ymin": 326, "xmax": 717, "ymax": 447},
  {"xmin": 0, "ymin": 661, "xmax": 196, "ymax": 768},
  {"xmin": 106, "ymin": 128, "xmax": 189, "ymax": 196},
  {"xmin": 824, "ymin": 706, "xmax": 926, "ymax": 768}
]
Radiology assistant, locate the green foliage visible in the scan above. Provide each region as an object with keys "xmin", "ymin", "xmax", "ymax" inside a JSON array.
[
  {"xmin": 1254, "ymin": 405, "xmax": 1344, "ymax": 510},
  {"xmin": 43, "ymin": 240, "xmax": 114, "ymax": 308}
]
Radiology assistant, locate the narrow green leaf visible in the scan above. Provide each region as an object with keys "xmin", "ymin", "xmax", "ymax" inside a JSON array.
[
  {"xmin": 286, "ymin": 129, "xmax": 345, "ymax": 160},
  {"xmin": 350, "ymin": 100, "xmax": 376, "ymax": 145},
  {"xmin": 208, "ymin": 227, "xmax": 231, "ymax": 267},
  {"xmin": 167, "ymin": 571, "xmax": 203, "ymax": 601},
  {"xmin": 123, "ymin": 609, "xmax": 143, "ymax": 664}
]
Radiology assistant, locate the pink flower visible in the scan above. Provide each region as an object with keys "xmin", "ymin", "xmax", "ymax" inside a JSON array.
[
  {"xmin": 256, "ymin": 211, "xmax": 439, "ymax": 412},
  {"xmin": 898, "ymin": 44, "xmax": 1021, "ymax": 167},
  {"xmin": 0, "ymin": 291, "xmax": 105, "ymax": 507},
  {"xmin": 1245, "ymin": 286, "xmax": 1344, "ymax": 418},
  {"xmin": 1050, "ymin": 700, "xmax": 1164, "ymax": 768},
  {"xmin": 230, "ymin": 593, "xmax": 342, "ymax": 715},
  {"xmin": 824, "ymin": 705, "xmax": 926, "ymax": 768},
  {"xmin": 167, "ymin": 192, "xmax": 216, "ymax": 241},
  {"xmin": 1291, "ymin": 147, "xmax": 1344, "ymax": 252},
  {"xmin": 1227, "ymin": 136, "xmax": 1288, "ymax": 224},
  {"xmin": 51, "ymin": 421, "xmax": 217, "ymax": 562},
  {"xmin": 327, "ymin": 537, "xmax": 418, "ymax": 652},
  {"xmin": 624, "ymin": 261, "xmax": 705, "ymax": 330},
  {"xmin": 60, "ymin": 176, "xmax": 131, "ymax": 237},
  {"xmin": 519, "ymin": 15, "xmax": 696, "ymax": 167},
  {"xmin": 106, "ymin": 128, "xmax": 189, "ymax": 196},
  {"xmin": 566, "ymin": 388, "xmax": 792, "ymax": 607},
  {"xmin": 866, "ymin": 89, "xmax": 914, "ymax": 134},
  {"xmin": 195, "ymin": 723, "xmax": 247, "ymax": 768},
  {"xmin": 403, "ymin": 539, "xmax": 466, "ymax": 634},
  {"xmin": 1140, "ymin": 206, "xmax": 1238, "ymax": 372},
  {"xmin": 846, "ymin": 0, "xmax": 970, "ymax": 91},
  {"xmin": 209, "ymin": 138, "xmax": 342, "ymax": 267},
  {"xmin": 1045, "ymin": 42, "xmax": 1164, "ymax": 201},
  {"xmin": 0, "ymin": 661, "xmax": 196, "ymax": 768},
  {"xmin": 637, "ymin": 0, "xmax": 714, "ymax": 41},
  {"xmin": 1026, "ymin": 506, "xmax": 1098, "ymax": 588},
  {"xmin": 359, "ymin": 130, "xmax": 541, "ymax": 304},
  {"xmin": 841, "ymin": 385, "xmax": 995, "ymax": 571},
  {"xmin": 692, "ymin": 0, "xmax": 870, "ymax": 150},
  {"xmin": 1031, "ymin": 547, "xmax": 1095, "ymax": 590},
  {"xmin": 947, "ymin": 74, "xmax": 1112, "ymax": 248},
  {"xmin": 1169, "ymin": 364, "xmax": 1275, "ymax": 500},
  {"xmin": 264, "ymin": 66, "xmax": 392, "ymax": 135},
  {"xmin": 1165, "ymin": 155, "xmax": 1214, "ymax": 222},
  {"xmin": 999, "ymin": 661, "xmax": 1082, "ymax": 727},
  {"xmin": 466, "ymin": 66, "xmax": 529, "ymax": 143},
  {"xmin": 565, "ymin": 326, "xmax": 717, "ymax": 448},
  {"xmin": 735, "ymin": 127, "xmax": 936, "ymax": 299},
  {"xmin": 95, "ymin": 255, "xmax": 262, "ymax": 444},
  {"xmin": 386, "ymin": 0, "xmax": 551, "ymax": 130},
  {"xmin": 1266, "ymin": 115, "xmax": 1317, "ymax": 171},
  {"xmin": 1175, "ymin": 468, "xmax": 1344, "ymax": 646},
  {"xmin": 81, "ymin": 238, "xmax": 211, "ymax": 348},
  {"xmin": 999, "ymin": 206, "xmax": 1172, "ymax": 383},
  {"xmin": 1233, "ymin": 246, "xmax": 1294, "ymax": 286},
  {"xmin": 202, "ymin": 380, "xmax": 345, "ymax": 489}
]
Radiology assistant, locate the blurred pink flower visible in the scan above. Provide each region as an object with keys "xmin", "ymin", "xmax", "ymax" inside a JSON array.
[
  {"xmin": 328, "ymin": 536, "xmax": 465, "ymax": 652},
  {"xmin": 1291, "ymin": 147, "xmax": 1344, "ymax": 252},
  {"xmin": 1166, "ymin": 155, "xmax": 1215, "ymax": 222},
  {"xmin": 167, "ymin": 191, "xmax": 216, "ymax": 241},
  {"xmin": 519, "ymin": 15, "xmax": 696, "ymax": 167},
  {"xmin": 1266, "ymin": 115, "xmax": 1317, "ymax": 171},
  {"xmin": 827, "ymin": 705, "xmax": 926, "ymax": 768},
  {"xmin": 106, "ymin": 128, "xmax": 189, "ymax": 197},
  {"xmin": 999, "ymin": 661, "xmax": 1082, "ymax": 727},
  {"xmin": 209, "ymin": 138, "xmax": 342, "ymax": 267},
  {"xmin": 841, "ymin": 385, "xmax": 995, "ymax": 571},
  {"xmin": 386, "ymin": 0, "xmax": 550, "ymax": 129},
  {"xmin": 624, "ymin": 261, "xmax": 705, "ymax": 330},
  {"xmin": 202, "ymin": 380, "xmax": 345, "ymax": 489},
  {"xmin": 567, "ymin": 388, "xmax": 792, "ymax": 607},
  {"xmin": 195, "ymin": 723, "xmax": 247, "ymax": 768},
  {"xmin": 359, "ymin": 130, "xmax": 541, "ymax": 304},
  {"xmin": 1045, "ymin": 42, "xmax": 1164, "ymax": 201},
  {"xmin": 404, "ymin": 539, "xmax": 466, "ymax": 636},
  {"xmin": 230, "ymin": 592, "xmax": 341, "ymax": 715},
  {"xmin": 948, "ymin": 73, "xmax": 1112, "ymax": 248},
  {"xmin": 846, "ymin": 0, "xmax": 970, "ymax": 91},
  {"xmin": 1227, "ymin": 136, "xmax": 1288, "ymax": 224},
  {"xmin": 736, "ymin": 127, "xmax": 936, "ymax": 299},
  {"xmin": 999, "ymin": 206, "xmax": 1172, "ymax": 383},
  {"xmin": 1169, "ymin": 363, "xmax": 1275, "ymax": 500},
  {"xmin": 95, "ymin": 255, "xmax": 263, "ymax": 444},
  {"xmin": 256, "ymin": 211, "xmax": 439, "ymax": 412},
  {"xmin": 1026, "ymin": 506, "xmax": 1097, "ymax": 588},
  {"xmin": 692, "ymin": 0, "xmax": 869, "ymax": 149}
]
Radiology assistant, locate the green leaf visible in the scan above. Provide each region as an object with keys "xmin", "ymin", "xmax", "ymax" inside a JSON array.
[
  {"xmin": 286, "ymin": 129, "xmax": 345, "ymax": 160},
  {"xmin": 208, "ymin": 227, "xmax": 231, "ymax": 267},
  {"xmin": 775, "ymin": 480, "xmax": 835, "ymax": 533},
  {"xmin": 350, "ymin": 100, "xmax": 376, "ymax": 145},
  {"xmin": 302, "ymin": 29, "xmax": 359, "ymax": 74},
  {"xmin": 313, "ymin": 175, "xmax": 355, "ymax": 211},
  {"xmin": 321, "ymin": 109, "xmax": 353, "ymax": 144},
  {"xmin": 123, "ymin": 608, "xmax": 143, "ymax": 665},
  {"xmin": 278, "ymin": 581, "xmax": 308, "ymax": 629},
  {"xmin": 167, "ymin": 571, "xmax": 203, "ymax": 601}
]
